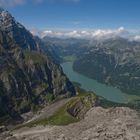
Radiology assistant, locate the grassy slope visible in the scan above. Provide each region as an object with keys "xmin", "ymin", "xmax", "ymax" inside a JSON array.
[
  {"xmin": 14, "ymin": 85, "xmax": 140, "ymax": 129},
  {"xmin": 15, "ymin": 91, "xmax": 97, "ymax": 129}
]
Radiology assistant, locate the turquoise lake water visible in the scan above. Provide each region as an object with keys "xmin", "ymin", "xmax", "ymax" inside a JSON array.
[{"xmin": 61, "ymin": 62, "xmax": 129, "ymax": 103}]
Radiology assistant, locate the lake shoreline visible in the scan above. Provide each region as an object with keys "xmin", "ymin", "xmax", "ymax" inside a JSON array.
[{"xmin": 61, "ymin": 61, "xmax": 130, "ymax": 103}]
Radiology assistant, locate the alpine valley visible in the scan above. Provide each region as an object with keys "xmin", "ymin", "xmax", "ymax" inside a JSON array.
[
  {"xmin": 43, "ymin": 36, "xmax": 140, "ymax": 97},
  {"xmin": 0, "ymin": 7, "xmax": 140, "ymax": 140}
]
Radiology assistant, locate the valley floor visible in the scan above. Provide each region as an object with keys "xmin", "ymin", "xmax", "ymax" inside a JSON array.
[{"xmin": 2, "ymin": 106, "xmax": 140, "ymax": 140}]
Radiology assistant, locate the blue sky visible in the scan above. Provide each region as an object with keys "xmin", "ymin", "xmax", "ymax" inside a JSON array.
[{"xmin": 1, "ymin": 0, "xmax": 140, "ymax": 30}]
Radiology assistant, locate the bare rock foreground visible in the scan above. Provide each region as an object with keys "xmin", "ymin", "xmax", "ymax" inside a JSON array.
[{"xmin": 1, "ymin": 107, "xmax": 140, "ymax": 140}]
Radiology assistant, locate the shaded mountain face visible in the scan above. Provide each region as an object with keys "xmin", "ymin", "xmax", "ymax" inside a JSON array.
[
  {"xmin": 73, "ymin": 38, "xmax": 140, "ymax": 95},
  {"xmin": 0, "ymin": 9, "xmax": 75, "ymax": 124}
]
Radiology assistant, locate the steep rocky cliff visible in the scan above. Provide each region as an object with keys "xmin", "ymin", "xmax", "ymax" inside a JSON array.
[{"xmin": 0, "ymin": 9, "xmax": 75, "ymax": 124}]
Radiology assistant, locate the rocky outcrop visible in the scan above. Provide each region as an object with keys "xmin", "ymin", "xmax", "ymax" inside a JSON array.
[
  {"xmin": 0, "ymin": 9, "xmax": 75, "ymax": 124},
  {"xmin": 9, "ymin": 107, "xmax": 140, "ymax": 140},
  {"xmin": 67, "ymin": 93, "xmax": 97, "ymax": 119}
]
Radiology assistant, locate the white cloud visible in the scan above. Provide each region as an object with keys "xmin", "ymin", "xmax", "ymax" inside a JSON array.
[
  {"xmin": 0, "ymin": 0, "xmax": 80, "ymax": 7},
  {"xmin": 0, "ymin": 0, "xmax": 26, "ymax": 7},
  {"xmin": 131, "ymin": 35, "xmax": 140, "ymax": 41},
  {"xmin": 90, "ymin": 27, "xmax": 128, "ymax": 40},
  {"xmin": 35, "ymin": 27, "xmax": 129, "ymax": 39}
]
